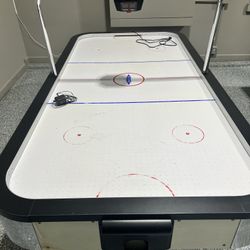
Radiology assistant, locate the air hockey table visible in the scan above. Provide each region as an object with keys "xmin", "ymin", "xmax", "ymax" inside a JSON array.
[{"xmin": 1, "ymin": 32, "xmax": 250, "ymax": 250}]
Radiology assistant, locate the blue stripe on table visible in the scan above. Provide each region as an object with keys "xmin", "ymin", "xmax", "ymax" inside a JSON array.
[{"xmin": 48, "ymin": 99, "xmax": 215, "ymax": 105}]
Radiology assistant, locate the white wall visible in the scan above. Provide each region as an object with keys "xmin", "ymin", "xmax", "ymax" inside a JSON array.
[
  {"xmin": 190, "ymin": 0, "xmax": 250, "ymax": 59},
  {"xmin": 13, "ymin": 0, "xmax": 250, "ymax": 61},
  {"xmin": 217, "ymin": 0, "xmax": 250, "ymax": 59},
  {"xmin": 15, "ymin": 0, "xmax": 107, "ymax": 61},
  {"xmin": 0, "ymin": 0, "xmax": 27, "ymax": 97}
]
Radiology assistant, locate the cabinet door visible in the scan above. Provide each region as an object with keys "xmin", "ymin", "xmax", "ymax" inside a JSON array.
[
  {"xmin": 34, "ymin": 222, "xmax": 101, "ymax": 250},
  {"xmin": 110, "ymin": 0, "xmax": 196, "ymax": 27}
]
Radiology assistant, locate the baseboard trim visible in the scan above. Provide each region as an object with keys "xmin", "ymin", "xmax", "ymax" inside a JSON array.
[
  {"xmin": 0, "ymin": 64, "xmax": 27, "ymax": 100},
  {"xmin": 200, "ymin": 54, "xmax": 250, "ymax": 62},
  {"xmin": 25, "ymin": 56, "xmax": 59, "ymax": 64},
  {"xmin": 213, "ymin": 54, "xmax": 250, "ymax": 62}
]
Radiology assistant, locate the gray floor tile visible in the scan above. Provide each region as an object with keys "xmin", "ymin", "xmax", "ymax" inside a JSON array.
[
  {"xmin": 0, "ymin": 217, "xmax": 4, "ymax": 242},
  {"xmin": 0, "ymin": 235, "xmax": 26, "ymax": 250},
  {"xmin": 0, "ymin": 133, "xmax": 11, "ymax": 154},
  {"xmin": 224, "ymin": 86, "xmax": 250, "ymax": 124},
  {"xmin": 211, "ymin": 62, "xmax": 250, "ymax": 88},
  {"xmin": 0, "ymin": 69, "xmax": 49, "ymax": 136},
  {"xmin": 13, "ymin": 69, "xmax": 50, "ymax": 88},
  {"xmin": 0, "ymin": 86, "xmax": 38, "ymax": 136},
  {"xmin": 242, "ymin": 87, "xmax": 250, "ymax": 98},
  {"xmin": 233, "ymin": 220, "xmax": 250, "ymax": 249}
]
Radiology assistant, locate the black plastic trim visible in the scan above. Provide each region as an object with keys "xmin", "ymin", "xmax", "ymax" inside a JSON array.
[
  {"xmin": 100, "ymin": 219, "xmax": 173, "ymax": 250},
  {"xmin": 0, "ymin": 32, "xmax": 250, "ymax": 222}
]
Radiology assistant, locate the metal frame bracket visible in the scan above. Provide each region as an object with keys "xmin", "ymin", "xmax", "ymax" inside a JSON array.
[
  {"xmin": 203, "ymin": 0, "xmax": 224, "ymax": 73},
  {"xmin": 37, "ymin": 0, "xmax": 57, "ymax": 76}
]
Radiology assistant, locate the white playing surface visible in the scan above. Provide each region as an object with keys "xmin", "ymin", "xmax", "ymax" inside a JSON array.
[{"xmin": 7, "ymin": 33, "xmax": 250, "ymax": 199}]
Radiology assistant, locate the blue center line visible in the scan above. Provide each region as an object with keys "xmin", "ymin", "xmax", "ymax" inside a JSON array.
[
  {"xmin": 67, "ymin": 59, "xmax": 191, "ymax": 65},
  {"xmin": 48, "ymin": 99, "xmax": 215, "ymax": 105}
]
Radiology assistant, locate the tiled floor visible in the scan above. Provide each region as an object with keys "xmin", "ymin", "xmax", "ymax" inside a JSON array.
[
  {"xmin": 0, "ymin": 62, "xmax": 249, "ymax": 249},
  {"xmin": 0, "ymin": 235, "xmax": 27, "ymax": 250},
  {"xmin": 211, "ymin": 61, "xmax": 250, "ymax": 124},
  {"xmin": 0, "ymin": 64, "xmax": 50, "ymax": 250}
]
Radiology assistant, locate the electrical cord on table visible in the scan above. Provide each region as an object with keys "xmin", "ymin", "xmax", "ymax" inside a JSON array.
[
  {"xmin": 134, "ymin": 32, "xmax": 177, "ymax": 48},
  {"xmin": 53, "ymin": 91, "xmax": 77, "ymax": 107}
]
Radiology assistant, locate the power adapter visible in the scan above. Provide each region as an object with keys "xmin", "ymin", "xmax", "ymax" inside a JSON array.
[
  {"xmin": 54, "ymin": 94, "xmax": 68, "ymax": 106},
  {"xmin": 53, "ymin": 92, "xmax": 77, "ymax": 106}
]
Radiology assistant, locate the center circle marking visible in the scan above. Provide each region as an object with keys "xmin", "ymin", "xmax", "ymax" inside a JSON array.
[{"xmin": 113, "ymin": 72, "xmax": 145, "ymax": 87}]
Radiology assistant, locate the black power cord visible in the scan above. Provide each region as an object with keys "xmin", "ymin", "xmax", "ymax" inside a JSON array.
[
  {"xmin": 53, "ymin": 91, "xmax": 77, "ymax": 106},
  {"xmin": 135, "ymin": 32, "xmax": 177, "ymax": 48}
]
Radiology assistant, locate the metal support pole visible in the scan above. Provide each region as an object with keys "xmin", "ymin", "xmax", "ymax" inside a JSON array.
[
  {"xmin": 37, "ymin": 0, "xmax": 57, "ymax": 76},
  {"xmin": 203, "ymin": 0, "xmax": 224, "ymax": 73}
]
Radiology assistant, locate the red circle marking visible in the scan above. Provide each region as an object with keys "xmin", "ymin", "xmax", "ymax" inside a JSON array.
[
  {"xmin": 172, "ymin": 124, "xmax": 205, "ymax": 144},
  {"xmin": 63, "ymin": 126, "xmax": 89, "ymax": 145},
  {"xmin": 96, "ymin": 173, "xmax": 175, "ymax": 198},
  {"xmin": 113, "ymin": 72, "xmax": 145, "ymax": 87}
]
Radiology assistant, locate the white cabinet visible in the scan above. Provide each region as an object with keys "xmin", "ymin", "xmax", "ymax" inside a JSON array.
[{"xmin": 109, "ymin": 0, "xmax": 196, "ymax": 27}]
